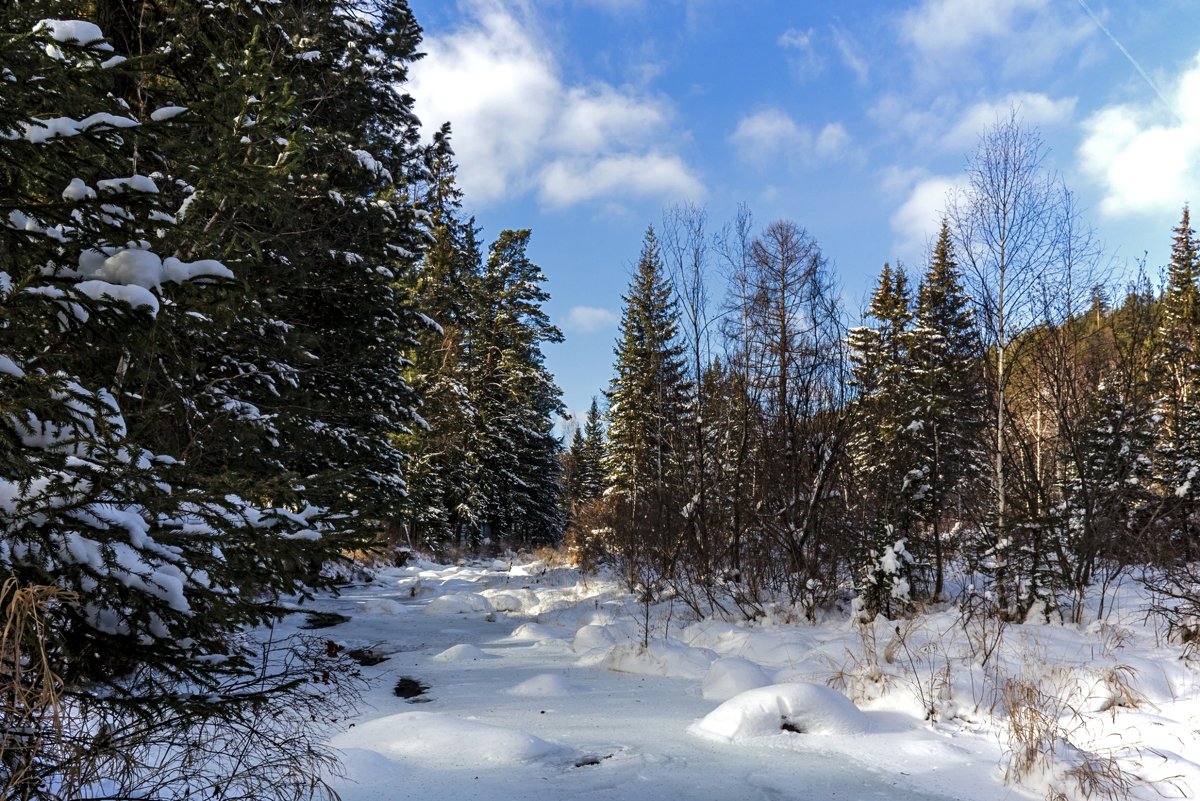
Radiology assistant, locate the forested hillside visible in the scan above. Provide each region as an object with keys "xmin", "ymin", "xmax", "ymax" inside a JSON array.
[{"xmin": 565, "ymin": 123, "xmax": 1200, "ymax": 634}]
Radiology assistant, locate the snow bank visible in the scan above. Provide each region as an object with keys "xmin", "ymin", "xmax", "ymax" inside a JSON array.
[
  {"xmin": 691, "ymin": 683, "xmax": 870, "ymax": 742},
  {"xmin": 331, "ymin": 711, "xmax": 565, "ymax": 766},
  {"xmin": 572, "ymin": 623, "xmax": 622, "ymax": 653},
  {"xmin": 508, "ymin": 622, "xmax": 565, "ymax": 642},
  {"xmin": 593, "ymin": 641, "xmax": 716, "ymax": 679},
  {"xmin": 503, "ymin": 673, "xmax": 576, "ymax": 697},
  {"xmin": 423, "ymin": 592, "xmax": 493, "ymax": 615},
  {"xmin": 360, "ymin": 598, "xmax": 402, "ymax": 615},
  {"xmin": 703, "ymin": 657, "xmax": 773, "ymax": 701},
  {"xmin": 482, "ymin": 588, "xmax": 538, "ymax": 612},
  {"xmin": 433, "ymin": 643, "xmax": 497, "ymax": 661}
]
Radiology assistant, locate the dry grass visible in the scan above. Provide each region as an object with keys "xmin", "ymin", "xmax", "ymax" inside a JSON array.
[
  {"xmin": 1000, "ymin": 663, "xmax": 1148, "ymax": 801},
  {"xmin": 0, "ymin": 577, "xmax": 80, "ymax": 799}
]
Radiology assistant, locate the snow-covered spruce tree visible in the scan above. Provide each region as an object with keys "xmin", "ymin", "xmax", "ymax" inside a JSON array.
[
  {"xmin": 1153, "ymin": 207, "xmax": 1200, "ymax": 558},
  {"xmin": 853, "ymin": 534, "xmax": 916, "ymax": 622},
  {"xmin": 470, "ymin": 230, "xmax": 565, "ymax": 547},
  {"xmin": 563, "ymin": 396, "xmax": 606, "ymax": 522},
  {"xmin": 847, "ymin": 263, "xmax": 919, "ymax": 614},
  {"xmin": 905, "ymin": 222, "xmax": 987, "ymax": 598},
  {"xmin": 579, "ymin": 396, "xmax": 607, "ymax": 502},
  {"xmin": 562, "ymin": 423, "xmax": 588, "ymax": 521},
  {"xmin": 398, "ymin": 123, "xmax": 486, "ymax": 549},
  {"xmin": 1, "ymin": 17, "xmax": 358, "ymax": 800},
  {"xmin": 80, "ymin": 0, "xmax": 428, "ymax": 576},
  {"xmin": 1054, "ymin": 375, "xmax": 1157, "ymax": 620},
  {"xmin": 603, "ymin": 227, "xmax": 692, "ymax": 588}
]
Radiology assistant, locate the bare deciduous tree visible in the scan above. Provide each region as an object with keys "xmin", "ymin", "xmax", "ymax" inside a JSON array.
[{"xmin": 948, "ymin": 112, "xmax": 1093, "ymax": 610}]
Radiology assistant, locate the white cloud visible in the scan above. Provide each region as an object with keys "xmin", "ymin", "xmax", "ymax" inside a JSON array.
[
  {"xmin": 730, "ymin": 109, "xmax": 802, "ymax": 160},
  {"xmin": 551, "ymin": 86, "xmax": 666, "ymax": 154},
  {"xmin": 891, "ymin": 174, "xmax": 960, "ymax": 260},
  {"xmin": 830, "ymin": 26, "xmax": 869, "ymax": 84},
  {"xmin": 1079, "ymin": 51, "xmax": 1200, "ymax": 217},
  {"xmin": 409, "ymin": 0, "xmax": 701, "ymax": 208},
  {"xmin": 778, "ymin": 27, "xmax": 814, "ymax": 51},
  {"xmin": 539, "ymin": 153, "xmax": 705, "ymax": 208},
  {"xmin": 563, "ymin": 305, "xmax": 619, "ymax": 333},
  {"xmin": 900, "ymin": 0, "xmax": 1042, "ymax": 55},
  {"xmin": 778, "ymin": 27, "xmax": 823, "ymax": 81},
  {"xmin": 730, "ymin": 109, "xmax": 852, "ymax": 169},
  {"xmin": 899, "ymin": 0, "xmax": 1093, "ymax": 82},
  {"xmin": 816, "ymin": 123, "xmax": 851, "ymax": 158},
  {"xmin": 941, "ymin": 92, "xmax": 1077, "ymax": 151}
]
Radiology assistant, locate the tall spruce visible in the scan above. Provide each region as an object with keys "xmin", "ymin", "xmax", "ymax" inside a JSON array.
[
  {"xmin": 0, "ymin": 11, "xmax": 383, "ymax": 798},
  {"xmin": 906, "ymin": 222, "xmax": 986, "ymax": 597},
  {"xmin": 604, "ymin": 228, "xmax": 691, "ymax": 583},
  {"xmin": 471, "ymin": 230, "xmax": 565, "ymax": 546},
  {"xmin": 847, "ymin": 262, "xmax": 917, "ymax": 612},
  {"xmin": 400, "ymin": 123, "xmax": 485, "ymax": 547},
  {"xmin": 605, "ymin": 228, "xmax": 691, "ymax": 498},
  {"xmin": 1155, "ymin": 206, "xmax": 1200, "ymax": 555},
  {"xmin": 86, "ymin": 0, "xmax": 428, "ymax": 569},
  {"xmin": 579, "ymin": 397, "xmax": 607, "ymax": 500},
  {"xmin": 562, "ymin": 397, "xmax": 605, "ymax": 521}
]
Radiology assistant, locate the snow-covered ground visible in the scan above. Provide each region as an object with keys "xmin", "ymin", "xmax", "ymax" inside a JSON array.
[{"xmin": 281, "ymin": 556, "xmax": 1200, "ymax": 801}]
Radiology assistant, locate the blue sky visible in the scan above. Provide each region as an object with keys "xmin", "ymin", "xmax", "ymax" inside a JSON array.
[{"xmin": 404, "ymin": 0, "xmax": 1200, "ymax": 423}]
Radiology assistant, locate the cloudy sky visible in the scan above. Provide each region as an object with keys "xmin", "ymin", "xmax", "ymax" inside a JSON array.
[{"xmin": 405, "ymin": 0, "xmax": 1200, "ymax": 421}]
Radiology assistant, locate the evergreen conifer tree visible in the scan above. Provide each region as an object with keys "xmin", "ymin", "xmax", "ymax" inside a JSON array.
[
  {"xmin": 847, "ymin": 263, "xmax": 917, "ymax": 608},
  {"xmin": 604, "ymin": 228, "xmax": 691, "ymax": 583},
  {"xmin": 605, "ymin": 228, "xmax": 691, "ymax": 496},
  {"xmin": 1155, "ymin": 207, "xmax": 1200, "ymax": 556},
  {"xmin": 579, "ymin": 397, "xmax": 607, "ymax": 500},
  {"xmin": 1, "ymin": 4, "xmax": 427, "ymax": 796},
  {"xmin": 906, "ymin": 222, "xmax": 986, "ymax": 596},
  {"xmin": 400, "ymin": 123, "xmax": 485, "ymax": 547},
  {"xmin": 471, "ymin": 230, "xmax": 565, "ymax": 546},
  {"xmin": 562, "ymin": 424, "xmax": 588, "ymax": 520},
  {"xmin": 1, "ymin": 15, "xmax": 364, "ymax": 798}
]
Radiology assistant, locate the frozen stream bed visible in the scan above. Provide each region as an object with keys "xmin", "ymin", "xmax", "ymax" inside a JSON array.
[{"xmin": 277, "ymin": 556, "xmax": 1200, "ymax": 801}]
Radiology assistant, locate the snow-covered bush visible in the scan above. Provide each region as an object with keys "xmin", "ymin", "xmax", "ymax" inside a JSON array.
[{"xmin": 853, "ymin": 531, "xmax": 915, "ymax": 621}]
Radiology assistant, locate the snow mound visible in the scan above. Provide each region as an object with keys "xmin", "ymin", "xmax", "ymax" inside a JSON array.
[
  {"xmin": 572, "ymin": 624, "xmax": 621, "ymax": 653},
  {"xmin": 691, "ymin": 683, "xmax": 870, "ymax": 741},
  {"xmin": 509, "ymin": 622, "xmax": 565, "ymax": 642},
  {"xmin": 331, "ymin": 711, "xmax": 565, "ymax": 766},
  {"xmin": 330, "ymin": 748, "xmax": 409, "ymax": 789},
  {"xmin": 703, "ymin": 657, "xmax": 773, "ymax": 701},
  {"xmin": 361, "ymin": 598, "xmax": 402, "ymax": 615},
  {"xmin": 595, "ymin": 641, "xmax": 716, "ymax": 679},
  {"xmin": 503, "ymin": 673, "xmax": 576, "ymax": 697},
  {"xmin": 423, "ymin": 593, "xmax": 493, "ymax": 615},
  {"xmin": 483, "ymin": 588, "xmax": 538, "ymax": 612},
  {"xmin": 433, "ymin": 643, "xmax": 497, "ymax": 661}
]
